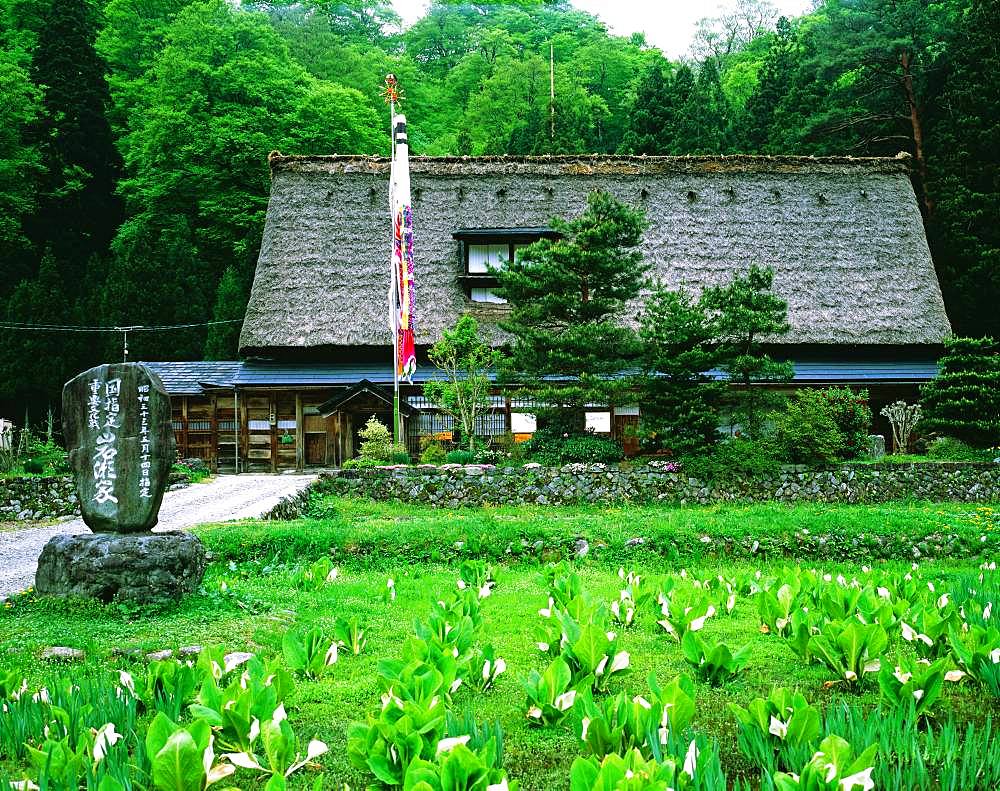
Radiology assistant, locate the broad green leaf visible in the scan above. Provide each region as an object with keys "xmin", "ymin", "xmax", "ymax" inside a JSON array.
[
  {"xmin": 151, "ymin": 729, "xmax": 206, "ymax": 791},
  {"xmin": 145, "ymin": 712, "xmax": 179, "ymax": 761}
]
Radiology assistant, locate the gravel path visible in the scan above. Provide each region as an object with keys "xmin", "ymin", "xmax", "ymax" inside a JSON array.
[{"xmin": 0, "ymin": 474, "xmax": 316, "ymax": 599}]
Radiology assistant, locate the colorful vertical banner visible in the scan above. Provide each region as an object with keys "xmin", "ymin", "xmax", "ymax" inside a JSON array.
[{"xmin": 391, "ymin": 113, "xmax": 417, "ymax": 382}]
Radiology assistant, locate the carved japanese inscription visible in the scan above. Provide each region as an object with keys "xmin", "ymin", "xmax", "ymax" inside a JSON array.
[{"xmin": 62, "ymin": 363, "xmax": 175, "ymax": 533}]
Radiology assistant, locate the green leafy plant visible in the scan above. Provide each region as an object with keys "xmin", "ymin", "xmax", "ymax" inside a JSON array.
[
  {"xmin": 457, "ymin": 560, "xmax": 495, "ymax": 598},
  {"xmin": 773, "ymin": 734, "xmax": 877, "ymax": 791},
  {"xmin": 948, "ymin": 624, "xmax": 1000, "ymax": 695},
  {"xmin": 730, "ymin": 687, "xmax": 820, "ymax": 770},
  {"xmin": 570, "ymin": 747, "xmax": 685, "ymax": 791},
  {"xmin": 352, "ymin": 416, "xmax": 407, "ymax": 466},
  {"xmin": 657, "ymin": 586, "xmax": 717, "ymax": 643},
  {"xmin": 523, "ymin": 657, "xmax": 578, "ymax": 726},
  {"xmin": 926, "ymin": 436, "xmax": 996, "ymax": 461},
  {"xmin": 333, "ymin": 616, "xmax": 367, "ymax": 656},
  {"xmin": 469, "ymin": 644, "xmax": 506, "ymax": 693},
  {"xmin": 0, "ymin": 669, "xmax": 26, "ymax": 699},
  {"xmin": 577, "ymin": 673, "xmax": 696, "ymax": 759},
  {"xmin": 769, "ymin": 388, "xmax": 848, "ymax": 466},
  {"xmin": 217, "ymin": 704, "xmax": 328, "ymax": 785},
  {"xmin": 189, "ymin": 657, "xmax": 292, "ymax": 754},
  {"xmin": 757, "ymin": 579, "xmax": 804, "ymax": 637},
  {"xmin": 139, "ymin": 659, "xmax": 201, "ymax": 720},
  {"xmin": 613, "ymin": 569, "xmax": 655, "ymax": 627},
  {"xmin": 403, "ymin": 740, "xmax": 517, "ymax": 791},
  {"xmin": 878, "ymin": 657, "xmax": 951, "ymax": 719},
  {"xmin": 900, "ymin": 607, "xmax": 957, "ymax": 660},
  {"xmin": 145, "ymin": 713, "xmax": 236, "ymax": 791},
  {"xmin": 292, "ymin": 556, "xmax": 338, "ymax": 591},
  {"xmin": 419, "ymin": 439, "xmax": 447, "ymax": 464},
  {"xmin": 680, "ymin": 632, "xmax": 750, "ymax": 686},
  {"xmin": 445, "ymin": 449, "xmax": 476, "ymax": 465},
  {"xmin": 538, "ymin": 562, "xmax": 584, "ymax": 609},
  {"xmin": 809, "ymin": 619, "xmax": 887, "ymax": 686},
  {"xmin": 281, "ymin": 627, "xmax": 338, "ymax": 679},
  {"xmin": 347, "ymin": 660, "xmax": 447, "ymax": 786}
]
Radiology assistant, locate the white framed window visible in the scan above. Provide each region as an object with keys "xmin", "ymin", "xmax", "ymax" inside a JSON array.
[
  {"xmin": 470, "ymin": 287, "xmax": 507, "ymax": 304},
  {"xmin": 614, "ymin": 405, "xmax": 640, "ymax": 416},
  {"xmin": 467, "ymin": 244, "xmax": 509, "ymax": 274},
  {"xmin": 511, "ymin": 412, "xmax": 537, "ymax": 433},
  {"xmin": 585, "ymin": 411, "xmax": 612, "ymax": 433}
]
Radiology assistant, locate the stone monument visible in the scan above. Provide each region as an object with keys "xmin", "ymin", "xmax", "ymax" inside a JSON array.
[{"xmin": 34, "ymin": 363, "xmax": 206, "ymax": 601}]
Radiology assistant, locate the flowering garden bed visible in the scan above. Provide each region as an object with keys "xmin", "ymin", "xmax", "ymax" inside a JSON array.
[{"xmin": 3, "ymin": 499, "xmax": 1000, "ymax": 789}]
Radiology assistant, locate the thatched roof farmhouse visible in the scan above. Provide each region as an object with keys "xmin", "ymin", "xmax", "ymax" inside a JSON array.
[
  {"xmin": 150, "ymin": 153, "xmax": 952, "ymax": 471},
  {"xmin": 240, "ymin": 153, "xmax": 950, "ymax": 355}
]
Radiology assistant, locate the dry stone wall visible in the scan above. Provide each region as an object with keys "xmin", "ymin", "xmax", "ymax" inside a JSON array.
[
  {"xmin": 0, "ymin": 476, "xmax": 78, "ymax": 521},
  {"xmin": 1, "ymin": 472, "xmax": 190, "ymax": 523},
  {"xmin": 305, "ymin": 462, "xmax": 1000, "ymax": 509}
]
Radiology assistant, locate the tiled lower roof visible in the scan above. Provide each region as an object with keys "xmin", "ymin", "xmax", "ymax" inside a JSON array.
[
  {"xmin": 141, "ymin": 361, "xmax": 242, "ymax": 395},
  {"xmin": 141, "ymin": 358, "xmax": 940, "ymax": 395}
]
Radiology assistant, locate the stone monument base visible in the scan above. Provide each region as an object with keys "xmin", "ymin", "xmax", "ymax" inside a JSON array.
[{"xmin": 35, "ymin": 532, "xmax": 207, "ymax": 602}]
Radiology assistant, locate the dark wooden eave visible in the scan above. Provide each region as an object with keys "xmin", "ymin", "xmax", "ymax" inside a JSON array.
[{"xmin": 317, "ymin": 379, "xmax": 419, "ymax": 418}]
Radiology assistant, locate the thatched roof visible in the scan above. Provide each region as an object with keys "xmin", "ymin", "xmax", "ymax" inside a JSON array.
[{"xmin": 240, "ymin": 153, "xmax": 951, "ymax": 355}]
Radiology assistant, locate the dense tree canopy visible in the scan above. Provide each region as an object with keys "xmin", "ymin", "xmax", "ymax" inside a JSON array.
[{"xmin": 0, "ymin": 0, "xmax": 995, "ymax": 419}]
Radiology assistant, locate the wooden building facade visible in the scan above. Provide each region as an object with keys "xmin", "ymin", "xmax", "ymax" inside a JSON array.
[{"xmin": 145, "ymin": 359, "xmax": 938, "ymax": 472}]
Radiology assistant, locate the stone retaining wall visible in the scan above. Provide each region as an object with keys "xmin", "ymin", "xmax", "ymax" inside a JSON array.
[
  {"xmin": 0, "ymin": 473, "xmax": 191, "ymax": 523},
  {"xmin": 302, "ymin": 461, "xmax": 1000, "ymax": 510},
  {"xmin": 0, "ymin": 476, "xmax": 78, "ymax": 521}
]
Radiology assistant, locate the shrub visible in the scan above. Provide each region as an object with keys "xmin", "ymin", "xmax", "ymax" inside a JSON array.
[
  {"xmin": 770, "ymin": 389, "xmax": 846, "ymax": 465},
  {"xmin": 680, "ymin": 436, "xmax": 782, "ymax": 482},
  {"xmin": 926, "ymin": 436, "xmax": 996, "ymax": 462},
  {"xmin": 353, "ymin": 416, "xmax": 408, "ymax": 465},
  {"xmin": 390, "ymin": 449, "xmax": 411, "ymax": 464},
  {"xmin": 340, "ymin": 457, "xmax": 384, "ymax": 470},
  {"xmin": 881, "ymin": 400, "xmax": 922, "ymax": 454},
  {"xmin": 357, "ymin": 415, "xmax": 393, "ymax": 462},
  {"xmin": 557, "ymin": 435, "xmax": 624, "ymax": 464},
  {"xmin": 22, "ymin": 458, "xmax": 45, "ymax": 474},
  {"xmin": 921, "ymin": 336, "xmax": 1000, "ymax": 447},
  {"xmin": 419, "ymin": 440, "xmax": 446, "ymax": 464},
  {"xmin": 173, "ymin": 460, "xmax": 211, "ymax": 483},
  {"xmin": 817, "ymin": 387, "xmax": 872, "ymax": 459},
  {"xmin": 525, "ymin": 429, "xmax": 623, "ymax": 465},
  {"xmin": 446, "ymin": 449, "xmax": 476, "ymax": 464}
]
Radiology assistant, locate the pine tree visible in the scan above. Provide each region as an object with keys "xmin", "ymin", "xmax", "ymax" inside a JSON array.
[
  {"xmin": 26, "ymin": 0, "xmax": 122, "ymax": 274},
  {"xmin": 923, "ymin": 0, "xmax": 1000, "ymax": 339},
  {"xmin": 204, "ymin": 266, "xmax": 247, "ymax": 360},
  {"xmin": 740, "ymin": 17, "xmax": 796, "ymax": 153},
  {"xmin": 638, "ymin": 287, "xmax": 726, "ymax": 455},
  {"xmin": 920, "ymin": 336, "xmax": 1000, "ymax": 448},
  {"xmin": 701, "ymin": 265, "xmax": 793, "ymax": 438},
  {"xmin": 496, "ymin": 190, "xmax": 648, "ymax": 433}
]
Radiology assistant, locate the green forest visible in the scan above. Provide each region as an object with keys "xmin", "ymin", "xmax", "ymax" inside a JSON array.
[{"xmin": 0, "ymin": 0, "xmax": 997, "ymax": 419}]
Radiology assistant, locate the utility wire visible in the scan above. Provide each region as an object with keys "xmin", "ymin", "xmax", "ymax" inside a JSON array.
[{"xmin": 0, "ymin": 319, "xmax": 243, "ymax": 333}]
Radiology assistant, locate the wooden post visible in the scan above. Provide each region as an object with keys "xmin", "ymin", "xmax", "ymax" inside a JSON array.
[
  {"xmin": 270, "ymin": 395, "xmax": 277, "ymax": 474},
  {"xmin": 181, "ymin": 397, "xmax": 189, "ymax": 460},
  {"xmin": 238, "ymin": 391, "xmax": 248, "ymax": 473},
  {"xmin": 295, "ymin": 392, "xmax": 304, "ymax": 470},
  {"xmin": 210, "ymin": 394, "xmax": 218, "ymax": 472}
]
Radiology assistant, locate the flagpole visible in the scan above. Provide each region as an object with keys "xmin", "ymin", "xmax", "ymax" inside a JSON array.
[{"xmin": 386, "ymin": 76, "xmax": 402, "ymax": 448}]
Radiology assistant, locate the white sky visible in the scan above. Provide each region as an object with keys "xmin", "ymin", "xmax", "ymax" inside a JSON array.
[{"xmin": 390, "ymin": 1, "xmax": 814, "ymax": 58}]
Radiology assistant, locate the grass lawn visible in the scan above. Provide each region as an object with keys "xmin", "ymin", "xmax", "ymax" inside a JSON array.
[{"xmin": 2, "ymin": 498, "xmax": 1000, "ymax": 789}]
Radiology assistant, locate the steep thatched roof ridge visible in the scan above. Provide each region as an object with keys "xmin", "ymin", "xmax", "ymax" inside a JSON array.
[
  {"xmin": 267, "ymin": 151, "xmax": 914, "ymax": 177},
  {"xmin": 240, "ymin": 153, "xmax": 951, "ymax": 354}
]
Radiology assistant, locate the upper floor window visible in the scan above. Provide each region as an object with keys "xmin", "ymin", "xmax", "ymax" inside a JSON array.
[{"xmin": 453, "ymin": 227, "xmax": 559, "ymax": 304}]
